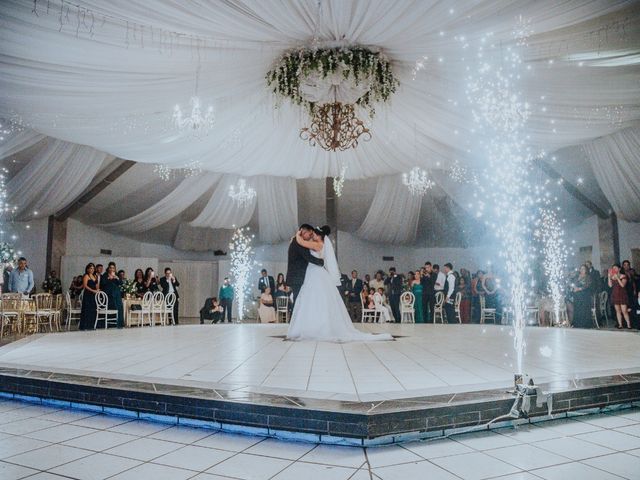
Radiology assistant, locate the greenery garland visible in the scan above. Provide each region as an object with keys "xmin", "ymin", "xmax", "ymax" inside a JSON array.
[
  {"xmin": 266, "ymin": 47, "xmax": 399, "ymax": 116},
  {"xmin": 0, "ymin": 242, "xmax": 17, "ymax": 266}
]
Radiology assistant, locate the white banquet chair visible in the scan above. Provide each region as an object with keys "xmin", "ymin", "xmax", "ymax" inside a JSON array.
[
  {"xmin": 361, "ymin": 295, "xmax": 378, "ymax": 323},
  {"xmin": 65, "ymin": 291, "xmax": 82, "ymax": 331},
  {"xmin": 479, "ymin": 295, "xmax": 496, "ymax": 324},
  {"xmin": 433, "ymin": 291, "xmax": 445, "ymax": 324},
  {"xmin": 151, "ymin": 291, "xmax": 165, "ymax": 326},
  {"xmin": 598, "ymin": 291, "xmax": 609, "ymax": 326},
  {"xmin": 130, "ymin": 291, "xmax": 153, "ymax": 327},
  {"xmin": 163, "ymin": 292, "xmax": 176, "ymax": 326},
  {"xmin": 453, "ymin": 292, "xmax": 462, "ymax": 323},
  {"xmin": 94, "ymin": 291, "xmax": 118, "ymax": 329},
  {"xmin": 400, "ymin": 291, "xmax": 415, "ymax": 323}
]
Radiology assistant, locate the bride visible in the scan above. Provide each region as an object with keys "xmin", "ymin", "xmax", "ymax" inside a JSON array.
[{"xmin": 286, "ymin": 225, "xmax": 393, "ymax": 342}]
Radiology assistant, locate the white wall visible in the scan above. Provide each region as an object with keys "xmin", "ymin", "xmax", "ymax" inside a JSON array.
[
  {"xmin": 565, "ymin": 215, "xmax": 601, "ymax": 271},
  {"xmin": 9, "ymin": 218, "xmax": 49, "ymax": 288},
  {"xmin": 618, "ymin": 218, "xmax": 640, "ymax": 266}
]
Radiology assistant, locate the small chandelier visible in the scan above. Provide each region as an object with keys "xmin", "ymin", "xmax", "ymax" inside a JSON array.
[
  {"xmin": 173, "ymin": 97, "xmax": 215, "ymax": 136},
  {"xmin": 333, "ymin": 165, "xmax": 347, "ymax": 197},
  {"xmin": 402, "ymin": 167, "xmax": 434, "ymax": 196},
  {"xmin": 300, "ymin": 103, "xmax": 371, "ymax": 152},
  {"xmin": 228, "ymin": 178, "xmax": 256, "ymax": 207}
]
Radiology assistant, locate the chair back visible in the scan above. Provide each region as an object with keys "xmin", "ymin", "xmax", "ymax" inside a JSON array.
[
  {"xmin": 152, "ymin": 291, "xmax": 164, "ymax": 311},
  {"xmin": 454, "ymin": 291, "xmax": 462, "ymax": 308},
  {"xmin": 599, "ymin": 291, "xmax": 608, "ymax": 311},
  {"xmin": 65, "ymin": 291, "xmax": 72, "ymax": 309},
  {"xmin": 164, "ymin": 292, "xmax": 176, "ymax": 308},
  {"xmin": 53, "ymin": 294, "xmax": 63, "ymax": 310},
  {"xmin": 400, "ymin": 291, "xmax": 415, "ymax": 308},
  {"xmin": 1, "ymin": 295, "xmax": 21, "ymax": 313},
  {"xmin": 435, "ymin": 291, "xmax": 445, "ymax": 308},
  {"xmin": 276, "ymin": 296, "xmax": 288, "ymax": 311},
  {"xmin": 479, "ymin": 294, "xmax": 486, "ymax": 309},
  {"xmin": 33, "ymin": 293, "xmax": 53, "ymax": 310},
  {"xmin": 95, "ymin": 291, "xmax": 109, "ymax": 310},
  {"xmin": 2, "ymin": 293, "xmax": 22, "ymax": 301},
  {"xmin": 141, "ymin": 291, "xmax": 153, "ymax": 308}
]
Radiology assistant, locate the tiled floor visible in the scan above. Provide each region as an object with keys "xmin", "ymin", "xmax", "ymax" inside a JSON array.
[
  {"xmin": 1, "ymin": 325, "xmax": 639, "ymax": 402},
  {"xmin": 0, "ymin": 398, "xmax": 639, "ymax": 479}
]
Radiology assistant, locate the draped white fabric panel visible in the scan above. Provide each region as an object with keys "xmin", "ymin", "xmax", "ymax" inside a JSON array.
[
  {"xmin": 356, "ymin": 175, "xmax": 422, "ymax": 244},
  {"xmin": 256, "ymin": 176, "xmax": 298, "ymax": 244},
  {"xmin": 583, "ymin": 127, "xmax": 640, "ymax": 222},
  {"xmin": 7, "ymin": 138, "xmax": 109, "ymax": 216},
  {"xmin": 100, "ymin": 173, "xmax": 220, "ymax": 232},
  {"xmin": 0, "ymin": 129, "xmax": 45, "ymax": 160},
  {"xmin": 189, "ymin": 175, "xmax": 256, "ymax": 229}
]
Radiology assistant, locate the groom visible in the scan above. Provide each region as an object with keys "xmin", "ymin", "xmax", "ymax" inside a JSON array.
[{"xmin": 286, "ymin": 224, "xmax": 324, "ymax": 311}]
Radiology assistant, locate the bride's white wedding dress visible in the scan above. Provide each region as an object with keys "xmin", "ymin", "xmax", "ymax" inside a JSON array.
[{"xmin": 286, "ymin": 238, "xmax": 393, "ymax": 342}]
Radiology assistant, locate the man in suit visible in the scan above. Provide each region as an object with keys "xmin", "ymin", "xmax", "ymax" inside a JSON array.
[
  {"xmin": 200, "ymin": 296, "xmax": 224, "ymax": 324},
  {"xmin": 385, "ymin": 267, "xmax": 403, "ymax": 323},
  {"xmin": 159, "ymin": 267, "xmax": 180, "ymax": 325},
  {"xmin": 345, "ymin": 270, "xmax": 363, "ymax": 322},
  {"xmin": 421, "ymin": 262, "xmax": 435, "ymax": 322},
  {"xmin": 286, "ymin": 224, "xmax": 324, "ymax": 312},
  {"xmin": 258, "ymin": 269, "xmax": 276, "ymax": 310},
  {"xmin": 443, "ymin": 263, "xmax": 456, "ymax": 323}
]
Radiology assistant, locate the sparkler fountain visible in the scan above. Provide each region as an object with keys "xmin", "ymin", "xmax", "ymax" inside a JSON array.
[{"xmin": 229, "ymin": 226, "xmax": 257, "ymax": 322}]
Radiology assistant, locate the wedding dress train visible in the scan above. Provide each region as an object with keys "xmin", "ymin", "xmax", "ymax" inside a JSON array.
[{"xmin": 286, "ymin": 238, "xmax": 393, "ymax": 342}]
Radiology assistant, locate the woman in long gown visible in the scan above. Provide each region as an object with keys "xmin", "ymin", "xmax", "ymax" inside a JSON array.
[
  {"xmin": 101, "ymin": 262, "xmax": 124, "ymax": 328},
  {"xmin": 572, "ymin": 264, "xmax": 592, "ymax": 328},
  {"xmin": 79, "ymin": 263, "xmax": 99, "ymax": 330},
  {"xmin": 411, "ymin": 271, "xmax": 424, "ymax": 323},
  {"xmin": 286, "ymin": 226, "xmax": 393, "ymax": 342}
]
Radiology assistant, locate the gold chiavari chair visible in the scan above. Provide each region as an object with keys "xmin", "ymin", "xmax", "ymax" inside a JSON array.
[
  {"xmin": 23, "ymin": 293, "xmax": 54, "ymax": 333},
  {"xmin": 0, "ymin": 294, "xmax": 22, "ymax": 338}
]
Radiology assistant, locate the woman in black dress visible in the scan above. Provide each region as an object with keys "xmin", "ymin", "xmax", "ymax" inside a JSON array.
[
  {"xmin": 79, "ymin": 263, "xmax": 100, "ymax": 330},
  {"xmin": 133, "ymin": 268, "xmax": 145, "ymax": 297},
  {"xmin": 572, "ymin": 264, "xmax": 593, "ymax": 328},
  {"xmin": 144, "ymin": 267, "xmax": 159, "ymax": 293},
  {"xmin": 102, "ymin": 262, "xmax": 124, "ymax": 328}
]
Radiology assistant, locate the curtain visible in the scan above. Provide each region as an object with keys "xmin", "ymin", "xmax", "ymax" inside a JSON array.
[
  {"xmin": 356, "ymin": 174, "xmax": 422, "ymax": 244},
  {"xmin": 583, "ymin": 127, "xmax": 640, "ymax": 222},
  {"xmin": 7, "ymin": 138, "xmax": 109, "ymax": 217},
  {"xmin": 256, "ymin": 176, "xmax": 298, "ymax": 244},
  {"xmin": 0, "ymin": 129, "xmax": 45, "ymax": 160},
  {"xmin": 100, "ymin": 173, "xmax": 220, "ymax": 232},
  {"xmin": 189, "ymin": 175, "xmax": 256, "ymax": 229}
]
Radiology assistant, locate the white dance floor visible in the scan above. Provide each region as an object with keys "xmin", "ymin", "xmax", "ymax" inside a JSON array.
[{"xmin": 1, "ymin": 325, "xmax": 639, "ymax": 402}]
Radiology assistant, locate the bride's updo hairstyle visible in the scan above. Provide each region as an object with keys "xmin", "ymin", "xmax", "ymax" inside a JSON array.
[{"xmin": 314, "ymin": 225, "xmax": 331, "ymax": 238}]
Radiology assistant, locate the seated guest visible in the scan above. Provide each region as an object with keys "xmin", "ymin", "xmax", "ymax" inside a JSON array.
[
  {"xmin": 274, "ymin": 273, "xmax": 290, "ymax": 297},
  {"xmin": 133, "ymin": 269, "xmax": 145, "ymax": 297},
  {"xmin": 101, "ymin": 262, "xmax": 124, "ymax": 328},
  {"xmin": 200, "ymin": 296, "xmax": 224, "ymax": 324},
  {"xmin": 69, "ymin": 275, "xmax": 84, "ymax": 299},
  {"xmin": 9, "ymin": 257, "xmax": 34, "ymax": 296},
  {"xmin": 42, "ymin": 270, "xmax": 62, "ymax": 294},
  {"xmin": 259, "ymin": 287, "xmax": 276, "ymax": 323},
  {"xmin": 373, "ymin": 287, "xmax": 393, "ymax": 322},
  {"xmin": 159, "ymin": 267, "xmax": 180, "ymax": 325},
  {"xmin": 144, "ymin": 267, "xmax": 159, "ymax": 293}
]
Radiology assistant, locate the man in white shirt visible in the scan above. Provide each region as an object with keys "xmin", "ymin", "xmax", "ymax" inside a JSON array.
[
  {"xmin": 433, "ymin": 264, "xmax": 445, "ymax": 294},
  {"xmin": 443, "ymin": 263, "xmax": 457, "ymax": 323}
]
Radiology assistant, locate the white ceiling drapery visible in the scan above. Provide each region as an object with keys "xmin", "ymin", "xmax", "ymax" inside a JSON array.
[
  {"xmin": 0, "ymin": 129, "xmax": 45, "ymax": 160},
  {"xmin": 255, "ymin": 176, "xmax": 298, "ymax": 244},
  {"xmin": 189, "ymin": 175, "xmax": 257, "ymax": 230}
]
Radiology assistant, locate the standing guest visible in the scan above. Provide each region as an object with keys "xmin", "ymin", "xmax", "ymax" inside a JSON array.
[
  {"xmin": 101, "ymin": 262, "xmax": 124, "ymax": 328},
  {"xmin": 585, "ymin": 261, "xmax": 601, "ymax": 294},
  {"xmin": 218, "ymin": 277, "xmax": 234, "ymax": 323},
  {"xmin": 2, "ymin": 264, "xmax": 13, "ymax": 292},
  {"xmin": 609, "ymin": 264, "xmax": 631, "ymax": 329},
  {"xmin": 483, "ymin": 272, "xmax": 500, "ymax": 319},
  {"xmin": 622, "ymin": 260, "xmax": 632, "ymax": 275},
  {"xmin": 345, "ymin": 270, "xmax": 363, "ymax": 322},
  {"xmin": 258, "ymin": 269, "xmax": 275, "ymax": 295},
  {"xmin": 625, "ymin": 268, "xmax": 637, "ymax": 327},
  {"xmin": 133, "ymin": 269, "xmax": 145, "ymax": 297},
  {"xmin": 160, "ymin": 267, "xmax": 180, "ymax": 325},
  {"xmin": 117, "ymin": 270, "xmax": 127, "ymax": 282},
  {"xmin": 8, "ymin": 257, "xmax": 34, "ymax": 296},
  {"xmin": 144, "ymin": 267, "xmax": 159, "ymax": 293},
  {"xmin": 79, "ymin": 263, "xmax": 99, "ymax": 330},
  {"xmin": 433, "ymin": 264, "xmax": 445, "ymax": 297},
  {"xmin": 258, "ymin": 287, "xmax": 276, "ymax": 323},
  {"xmin": 572, "ymin": 264, "xmax": 593, "ymax": 328},
  {"xmin": 472, "ymin": 270, "xmax": 486, "ymax": 323},
  {"xmin": 457, "ymin": 275, "xmax": 472, "ymax": 323},
  {"xmin": 411, "ymin": 271, "xmax": 425, "ymax": 323},
  {"xmin": 200, "ymin": 296, "xmax": 224, "ymax": 324},
  {"xmin": 421, "ymin": 262, "xmax": 435, "ymax": 323},
  {"xmin": 95, "ymin": 264, "xmax": 104, "ymax": 278},
  {"xmin": 42, "ymin": 270, "xmax": 62, "ymax": 294},
  {"xmin": 385, "ymin": 267, "xmax": 404, "ymax": 323},
  {"xmin": 369, "ymin": 271, "xmax": 385, "ymax": 291},
  {"xmin": 69, "ymin": 276, "xmax": 84, "ymax": 299},
  {"xmin": 443, "ymin": 263, "xmax": 456, "ymax": 323},
  {"xmin": 363, "ymin": 274, "xmax": 371, "ymax": 290}
]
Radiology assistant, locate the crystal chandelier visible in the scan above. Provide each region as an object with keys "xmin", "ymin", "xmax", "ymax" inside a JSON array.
[
  {"xmin": 228, "ymin": 178, "xmax": 256, "ymax": 207},
  {"xmin": 300, "ymin": 103, "xmax": 371, "ymax": 152},
  {"xmin": 333, "ymin": 165, "xmax": 347, "ymax": 197},
  {"xmin": 402, "ymin": 167, "xmax": 434, "ymax": 196},
  {"xmin": 172, "ymin": 63, "xmax": 215, "ymax": 137}
]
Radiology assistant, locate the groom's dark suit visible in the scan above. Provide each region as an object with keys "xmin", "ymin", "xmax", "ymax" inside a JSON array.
[{"xmin": 286, "ymin": 237, "xmax": 324, "ymax": 311}]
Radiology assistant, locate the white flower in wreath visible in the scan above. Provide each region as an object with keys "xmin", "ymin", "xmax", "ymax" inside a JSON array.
[{"xmin": 299, "ymin": 67, "xmax": 372, "ymax": 105}]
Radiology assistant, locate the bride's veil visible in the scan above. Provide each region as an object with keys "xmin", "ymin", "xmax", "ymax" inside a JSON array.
[{"xmin": 322, "ymin": 237, "xmax": 342, "ymax": 286}]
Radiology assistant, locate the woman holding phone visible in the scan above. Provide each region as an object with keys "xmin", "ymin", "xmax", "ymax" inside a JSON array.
[{"xmin": 608, "ymin": 263, "xmax": 631, "ymax": 329}]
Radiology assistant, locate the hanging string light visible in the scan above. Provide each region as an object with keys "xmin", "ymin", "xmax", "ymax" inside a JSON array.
[
  {"xmin": 229, "ymin": 226, "xmax": 257, "ymax": 322},
  {"xmin": 228, "ymin": 178, "xmax": 256, "ymax": 207}
]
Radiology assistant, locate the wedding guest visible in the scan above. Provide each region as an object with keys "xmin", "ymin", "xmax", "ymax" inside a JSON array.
[
  {"xmin": 258, "ymin": 269, "xmax": 275, "ymax": 294},
  {"xmin": 374, "ymin": 287, "xmax": 393, "ymax": 322},
  {"xmin": 259, "ymin": 287, "xmax": 276, "ymax": 323},
  {"xmin": 572, "ymin": 264, "xmax": 592, "ymax": 328},
  {"xmin": 42, "ymin": 270, "xmax": 62, "ymax": 294},
  {"xmin": 369, "ymin": 271, "xmax": 385, "ymax": 291},
  {"xmin": 160, "ymin": 267, "xmax": 180, "ymax": 325},
  {"xmin": 625, "ymin": 268, "xmax": 637, "ymax": 327},
  {"xmin": 3, "ymin": 264, "xmax": 13, "ymax": 292},
  {"xmin": 483, "ymin": 272, "xmax": 500, "ymax": 320},
  {"xmin": 144, "ymin": 267, "xmax": 159, "ymax": 293},
  {"xmin": 609, "ymin": 263, "xmax": 631, "ymax": 329},
  {"xmin": 200, "ymin": 296, "xmax": 224, "ymax": 324},
  {"xmin": 79, "ymin": 263, "xmax": 99, "ymax": 330},
  {"xmin": 117, "ymin": 270, "xmax": 127, "ymax": 282},
  {"xmin": 363, "ymin": 274, "xmax": 371, "ymax": 290},
  {"xmin": 69, "ymin": 276, "xmax": 84, "ymax": 299},
  {"xmin": 421, "ymin": 262, "xmax": 434, "ymax": 323},
  {"xmin": 443, "ymin": 263, "xmax": 456, "ymax": 323},
  {"xmin": 8, "ymin": 257, "xmax": 34, "ymax": 296},
  {"xmin": 585, "ymin": 260, "xmax": 601, "ymax": 294},
  {"xmin": 456, "ymin": 274, "xmax": 472, "ymax": 323},
  {"xmin": 345, "ymin": 270, "xmax": 363, "ymax": 322},
  {"xmin": 219, "ymin": 277, "xmax": 234, "ymax": 323},
  {"xmin": 133, "ymin": 269, "xmax": 145, "ymax": 297},
  {"xmin": 274, "ymin": 273, "xmax": 289, "ymax": 297},
  {"xmin": 385, "ymin": 267, "xmax": 403, "ymax": 323},
  {"xmin": 433, "ymin": 264, "xmax": 445, "ymax": 297},
  {"xmin": 96, "ymin": 264, "xmax": 104, "ymax": 277},
  {"xmin": 472, "ymin": 270, "xmax": 486, "ymax": 323},
  {"xmin": 101, "ymin": 262, "xmax": 124, "ymax": 328},
  {"xmin": 411, "ymin": 271, "xmax": 424, "ymax": 323}
]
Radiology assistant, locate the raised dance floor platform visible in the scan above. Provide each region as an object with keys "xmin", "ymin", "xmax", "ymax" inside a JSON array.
[{"xmin": 1, "ymin": 324, "xmax": 639, "ymax": 445}]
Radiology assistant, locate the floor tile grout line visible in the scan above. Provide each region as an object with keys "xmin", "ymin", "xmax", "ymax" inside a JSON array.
[{"xmin": 304, "ymin": 341, "xmax": 319, "ymax": 391}]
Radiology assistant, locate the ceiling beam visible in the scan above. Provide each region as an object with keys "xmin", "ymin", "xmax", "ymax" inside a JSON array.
[
  {"xmin": 534, "ymin": 159, "xmax": 609, "ymax": 219},
  {"xmin": 55, "ymin": 159, "xmax": 136, "ymax": 221}
]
